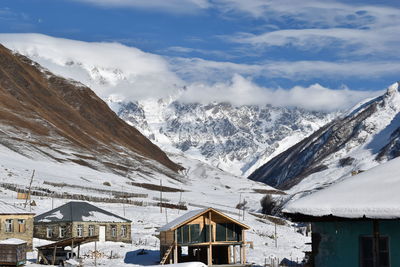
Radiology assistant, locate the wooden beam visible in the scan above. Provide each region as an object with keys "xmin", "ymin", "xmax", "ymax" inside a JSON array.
[
  {"xmin": 52, "ymin": 245, "xmax": 57, "ymax": 265},
  {"xmin": 242, "ymin": 230, "xmax": 246, "ymax": 264},
  {"xmin": 208, "ymin": 211, "xmax": 212, "ymax": 266},
  {"xmin": 174, "ymin": 230, "xmax": 178, "ymax": 264},
  {"xmin": 233, "ymin": 245, "xmax": 236, "ymax": 264}
]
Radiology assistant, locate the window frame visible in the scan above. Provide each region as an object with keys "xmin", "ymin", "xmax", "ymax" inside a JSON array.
[
  {"xmin": 59, "ymin": 226, "xmax": 66, "ymax": 238},
  {"xmin": 88, "ymin": 225, "xmax": 95, "ymax": 237},
  {"xmin": 77, "ymin": 224, "xmax": 83, "ymax": 237},
  {"xmin": 46, "ymin": 226, "xmax": 53, "ymax": 238},
  {"xmin": 17, "ymin": 219, "xmax": 26, "ymax": 233},
  {"xmin": 359, "ymin": 235, "xmax": 390, "ymax": 267},
  {"xmin": 5, "ymin": 219, "xmax": 13, "ymax": 233},
  {"xmin": 111, "ymin": 225, "xmax": 117, "ymax": 237},
  {"xmin": 121, "ymin": 225, "xmax": 127, "ymax": 237}
]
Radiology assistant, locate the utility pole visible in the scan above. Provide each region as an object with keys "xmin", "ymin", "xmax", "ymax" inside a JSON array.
[
  {"xmin": 178, "ymin": 189, "xmax": 183, "ymax": 215},
  {"xmin": 238, "ymin": 193, "xmax": 242, "ymax": 220},
  {"xmin": 275, "ymin": 222, "xmax": 278, "ymax": 248},
  {"xmin": 24, "ymin": 170, "xmax": 35, "ymax": 209},
  {"xmin": 160, "ymin": 180, "xmax": 163, "ymax": 213}
]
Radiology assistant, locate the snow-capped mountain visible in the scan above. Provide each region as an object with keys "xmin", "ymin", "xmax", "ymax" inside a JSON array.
[
  {"xmin": 249, "ymin": 82, "xmax": 400, "ymax": 193},
  {"xmin": 109, "ymin": 97, "xmax": 333, "ymax": 176},
  {"xmin": 0, "ymin": 34, "xmax": 334, "ymax": 176},
  {"xmin": 0, "ymin": 44, "xmax": 182, "ymax": 181}
]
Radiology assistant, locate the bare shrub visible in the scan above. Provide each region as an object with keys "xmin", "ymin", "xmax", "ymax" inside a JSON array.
[{"xmin": 260, "ymin": 194, "xmax": 276, "ymax": 215}]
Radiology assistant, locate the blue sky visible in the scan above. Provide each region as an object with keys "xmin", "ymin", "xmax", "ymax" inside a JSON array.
[{"xmin": 1, "ymin": 0, "xmax": 400, "ymax": 110}]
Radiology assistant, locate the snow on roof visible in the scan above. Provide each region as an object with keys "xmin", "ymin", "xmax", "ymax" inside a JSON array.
[
  {"xmin": 284, "ymin": 157, "xmax": 400, "ymax": 219},
  {"xmin": 148, "ymin": 262, "xmax": 207, "ymax": 267},
  {"xmin": 0, "ymin": 201, "xmax": 33, "ymax": 215},
  {"xmin": 159, "ymin": 208, "xmax": 207, "ymax": 232},
  {"xmin": 35, "ymin": 201, "xmax": 131, "ymax": 223},
  {"xmin": 0, "ymin": 238, "xmax": 26, "ymax": 245}
]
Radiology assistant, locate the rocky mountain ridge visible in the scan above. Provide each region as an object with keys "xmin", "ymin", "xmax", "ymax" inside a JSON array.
[
  {"xmin": 249, "ymin": 82, "xmax": 400, "ymax": 192},
  {"xmin": 0, "ymin": 44, "xmax": 183, "ymax": 180}
]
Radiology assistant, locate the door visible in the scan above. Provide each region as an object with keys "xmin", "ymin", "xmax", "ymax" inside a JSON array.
[{"xmin": 99, "ymin": 226, "xmax": 106, "ymax": 242}]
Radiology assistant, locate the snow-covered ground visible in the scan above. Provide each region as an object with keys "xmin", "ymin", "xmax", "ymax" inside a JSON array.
[{"xmin": 0, "ymin": 142, "xmax": 310, "ymax": 266}]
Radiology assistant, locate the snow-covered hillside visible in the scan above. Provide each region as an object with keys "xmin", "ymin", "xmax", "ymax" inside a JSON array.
[
  {"xmin": 0, "ymin": 142, "xmax": 310, "ymax": 266},
  {"xmin": 249, "ymin": 82, "xmax": 400, "ymax": 198},
  {"xmin": 0, "ymin": 34, "xmax": 334, "ymax": 176}
]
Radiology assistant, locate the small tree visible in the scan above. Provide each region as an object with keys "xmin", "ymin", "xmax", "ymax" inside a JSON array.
[{"xmin": 260, "ymin": 194, "xmax": 275, "ymax": 215}]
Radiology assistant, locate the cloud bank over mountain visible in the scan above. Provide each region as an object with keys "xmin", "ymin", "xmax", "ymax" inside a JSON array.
[{"xmin": 0, "ymin": 33, "xmax": 380, "ymax": 111}]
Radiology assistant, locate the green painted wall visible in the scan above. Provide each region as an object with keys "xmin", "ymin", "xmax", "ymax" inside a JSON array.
[{"xmin": 313, "ymin": 220, "xmax": 400, "ymax": 267}]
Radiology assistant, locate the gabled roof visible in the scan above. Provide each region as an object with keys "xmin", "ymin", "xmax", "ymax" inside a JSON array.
[
  {"xmin": 0, "ymin": 201, "xmax": 34, "ymax": 215},
  {"xmin": 34, "ymin": 201, "xmax": 131, "ymax": 223},
  {"xmin": 284, "ymin": 157, "xmax": 400, "ymax": 220},
  {"xmin": 159, "ymin": 207, "xmax": 250, "ymax": 232}
]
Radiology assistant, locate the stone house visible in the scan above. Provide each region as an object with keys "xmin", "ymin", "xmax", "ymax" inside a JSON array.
[
  {"xmin": 34, "ymin": 201, "xmax": 131, "ymax": 243},
  {"xmin": 0, "ymin": 201, "xmax": 34, "ymax": 250}
]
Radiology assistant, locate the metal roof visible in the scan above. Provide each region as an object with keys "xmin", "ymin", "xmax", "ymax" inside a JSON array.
[
  {"xmin": 0, "ymin": 201, "xmax": 34, "ymax": 215},
  {"xmin": 34, "ymin": 201, "xmax": 131, "ymax": 223},
  {"xmin": 159, "ymin": 207, "xmax": 250, "ymax": 232}
]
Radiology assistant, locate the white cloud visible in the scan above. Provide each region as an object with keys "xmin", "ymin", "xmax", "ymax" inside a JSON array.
[
  {"xmin": 170, "ymin": 57, "xmax": 400, "ymax": 82},
  {"xmin": 72, "ymin": 0, "xmax": 211, "ymax": 13},
  {"xmin": 218, "ymin": 0, "xmax": 400, "ymax": 58},
  {"xmin": 180, "ymin": 74, "xmax": 380, "ymax": 111},
  {"xmin": 0, "ymin": 33, "xmax": 183, "ymax": 100},
  {"xmin": 0, "ymin": 33, "xmax": 387, "ymax": 111}
]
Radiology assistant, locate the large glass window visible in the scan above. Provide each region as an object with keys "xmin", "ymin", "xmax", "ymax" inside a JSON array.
[
  {"xmin": 216, "ymin": 223, "xmax": 241, "ymax": 241},
  {"xmin": 5, "ymin": 219, "xmax": 13, "ymax": 232},
  {"xmin": 177, "ymin": 224, "xmax": 201, "ymax": 244},
  {"xmin": 360, "ymin": 236, "xmax": 390, "ymax": 267}
]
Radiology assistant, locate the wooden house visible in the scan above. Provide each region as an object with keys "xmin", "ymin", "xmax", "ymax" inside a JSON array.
[
  {"xmin": 0, "ymin": 201, "xmax": 34, "ymax": 250},
  {"xmin": 0, "ymin": 238, "xmax": 27, "ymax": 266},
  {"xmin": 159, "ymin": 207, "xmax": 250, "ymax": 266},
  {"xmin": 284, "ymin": 157, "xmax": 400, "ymax": 267},
  {"xmin": 34, "ymin": 201, "xmax": 131, "ymax": 243}
]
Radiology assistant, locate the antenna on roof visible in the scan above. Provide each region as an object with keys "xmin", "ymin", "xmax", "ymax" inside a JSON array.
[{"xmin": 24, "ymin": 170, "xmax": 35, "ymax": 211}]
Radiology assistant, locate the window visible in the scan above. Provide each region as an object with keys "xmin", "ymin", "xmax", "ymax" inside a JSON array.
[
  {"xmin": 5, "ymin": 219, "xmax": 13, "ymax": 232},
  {"xmin": 17, "ymin": 219, "xmax": 26, "ymax": 233},
  {"xmin": 47, "ymin": 226, "xmax": 53, "ymax": 238},
  {"xmin": 89, "ymin": 225, "xmax": 95, "ymax": 237},
  {"xmin": 360, "ymin": 236, "xmax": 390, "ymax": 267},
  {"xmin": 177, "ymin": 224, "xmax": 200, "ymax": 244},
  {"xmin": 111, "ymin": 225, "xmax": 117, "ymax": 237},
  {"xmin": 121, "ymin": 225, "xmax": 127, "ymax": 237},
  {"xmin": 77, "ymin": 225, "xmax": 83, "ymax": 237},
  {"xmin": 216, "ymin": 223, "xmax": 241, "ymax": 241},
  {"xmin": 59, "ymin": 226, "xmax": 66, "ymax": 238}
]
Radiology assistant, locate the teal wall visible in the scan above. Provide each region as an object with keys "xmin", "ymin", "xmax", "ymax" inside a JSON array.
[{"xmin": 313, "ymin": 220, "xmax": 400, "ymax": 267}]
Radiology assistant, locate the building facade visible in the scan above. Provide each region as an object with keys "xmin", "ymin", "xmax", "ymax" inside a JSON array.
[
  {"xmin": 159, "ymin": 207, "xmax": 250, "ymax": 266},
  {"xmin": 284, "ymin": 157, "xmax": 400, "ymax": 267},
  {"xmin": 0, "ymin": 201, "xmax": 34, "ymax": 250},
  {"xmin": 34, "ymin": 201, "xmax": 131, "ymax": 243}
]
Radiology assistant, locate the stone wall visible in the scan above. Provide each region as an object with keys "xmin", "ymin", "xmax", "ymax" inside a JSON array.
[
  {"xmin": 0, "ymin": 214, "xmax": 34, "ymax": 250},
  {"xmin": 34, "ymin": 221, "xmax": 132, "ymax": 243}
]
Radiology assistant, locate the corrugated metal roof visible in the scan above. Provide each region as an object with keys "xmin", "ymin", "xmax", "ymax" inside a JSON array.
[
  {"xmin": 159, "ymin": 208, "xmax": 207, "ymax": 232},
  {"xmin": 159, "ymin": 207, "xmax": 250, "ymax": 231},
  {"xmin": 0, "ymin": 201, "xmax": 34, "ymax": 215},
  {"xmin": 34, "ymin": 201, "xmax": 131, "ymax": 223}
]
